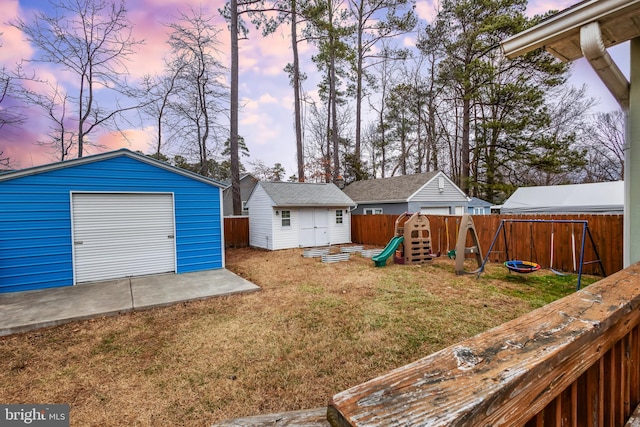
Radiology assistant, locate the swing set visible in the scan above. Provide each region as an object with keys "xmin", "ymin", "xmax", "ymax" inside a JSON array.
[{"xmin": 478, "ymin": 219, "xmax": 606, "ymax": 290}]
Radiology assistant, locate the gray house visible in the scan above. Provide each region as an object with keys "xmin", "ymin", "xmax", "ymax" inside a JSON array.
[
  {"xmin": 468, "ymin": 197, "xmax": 492, "ymax": 215},
  {"xmin": 342, "ymin": 171, "xmax": 469, "ymax": 215},
  {"xmin": 222, "ymin": 173, "xmax": 259, "ymax": 216},
  {"xmin": 247, "ymin": 181, "xmax": 356, "ymax": 250}
]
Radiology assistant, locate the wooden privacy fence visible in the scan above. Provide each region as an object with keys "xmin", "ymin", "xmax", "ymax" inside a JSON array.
[
  {"xmin": 224, "ymin": 216, "xmax": 249, "ymax": 248},
  {"xmin": 351, "ymin": 214, "xmax": 623, "ymax": 276}
]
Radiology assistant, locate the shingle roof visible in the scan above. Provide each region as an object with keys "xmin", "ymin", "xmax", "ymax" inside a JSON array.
[
  {"xmin": 342, "ymin": 171, "xmax": 440, "ymax": 203},
  {"xmin": 260, "ymin": 181, "xmax": 356, "ymax": 207}
]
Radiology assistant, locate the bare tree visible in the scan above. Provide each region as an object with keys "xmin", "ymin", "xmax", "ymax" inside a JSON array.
[
  {"xmin": 16, "ymin": 78, "xmax": 75, "ymax": 161},
  {"xmin": 165, "ymin": 8, "xmax": 228, "ymax": 177},
  {"xmin": 11, "ymin": 0, "xmax": 142, "ymax": 158},
  {"xmin": 0, "ymin": 36, "xmax": 25, "ymax": 133},
  {"xmin": 139, "ymin": 65, "xmax": 185, "ymax": 158},
  {"xmin": 580, "ymin": 110, "xmax": 625, "ymax": 182}
]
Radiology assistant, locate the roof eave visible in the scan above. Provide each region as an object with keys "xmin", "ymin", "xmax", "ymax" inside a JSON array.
[{"xmin": 501, "ymin": 0, "xmax": 640, "ymax": 60}]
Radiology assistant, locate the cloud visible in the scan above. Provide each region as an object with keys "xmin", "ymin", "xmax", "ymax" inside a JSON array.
[
  {"xmin": 95, "ymin": 127, "xmax": 156, "ymax": 154},
  {"xmin": 525, "ymin": 0, "xmax": 576, "ymax": 17},
  {"xmin": 0, "ymin": 0, "xmax": 34, "ymax": 66},
  {"xmin": 415, "ymin": 0, "xmax": 439, "ymax": 23}
]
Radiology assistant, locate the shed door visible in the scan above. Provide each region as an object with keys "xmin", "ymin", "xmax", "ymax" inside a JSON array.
[
  {"xmin": 299, "ymin": 209, "xmax": 329, "ymax": 247},
  {"xmin": 72, "ymin": 193, "xmax": 176, "ymax": 283}
]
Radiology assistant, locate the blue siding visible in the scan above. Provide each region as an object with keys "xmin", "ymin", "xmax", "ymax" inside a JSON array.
[{"xmin": 0, "ymin": 155, "xmax": 222, "ymax": 293}]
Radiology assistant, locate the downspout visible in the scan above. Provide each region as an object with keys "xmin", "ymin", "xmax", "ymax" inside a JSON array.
[
  {"xmin": 580, "ymin": 21, "xmax": 632, "ymax": 266},
  {"xmin": 580, "ymin": 21, "xmax": 630, "ymax": 111}
]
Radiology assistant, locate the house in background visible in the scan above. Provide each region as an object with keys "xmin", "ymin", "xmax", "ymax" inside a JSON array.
[
  {"xmin": 468, "ymin": 197, "xmax": 492, "ymax": 215},
  {"xmin": 342, "ymin": 171, "xmax": 469, "ymax": 215},
  {"xmin": 246, "ymin": 181, "xmax": 356, "ymax": 250},
  {"xmin": 500, "ymin": 181, "xmax": 624, "ymax": 214},
  {"xmin": 222, "ymin": 173, "xmax": 259, "ymax": 216},
  {"xmin": 0, "ymin": 149, "xmax": 225, "ymax": 294}
]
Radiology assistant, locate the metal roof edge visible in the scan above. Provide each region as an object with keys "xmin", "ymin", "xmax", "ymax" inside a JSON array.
[{"xmin": 0, "ymin": 149, "xmax": 225, "ymax": 188}]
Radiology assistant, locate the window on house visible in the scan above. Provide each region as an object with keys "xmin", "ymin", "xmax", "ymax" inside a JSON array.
[
  {"xmin": 364, "ymin": 208, "xmax": 383, "ymax": 215},
  {"xmin": 336, "ymin": 210, "xmax": 343, "ymax": 224},
  {"xmin": 281, "ymin": 210, "xmax": 291, "ymax": 227}
]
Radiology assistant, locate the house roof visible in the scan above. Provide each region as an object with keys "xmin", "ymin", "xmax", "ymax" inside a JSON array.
[
  {"xmin": 342, "ymin": 171, "xmax": 445, "ymax": 203},
  {"xmin": 501, "ymin": 181, "xmax": 623, "ymax": 213},
  {"xmin": 221, "ymin": 173, "xmax": 258, "ymax": 189},
  {"xmin": 468, "ymin": 197, "xmax": 492, "ymax": 207},
  {"xmin": 0, "ymin": 148, "xmax": 226, "ymax": 188},
  {"xmin": 258, "ymin": 181, "xmax": 356, "ymax": 207}
]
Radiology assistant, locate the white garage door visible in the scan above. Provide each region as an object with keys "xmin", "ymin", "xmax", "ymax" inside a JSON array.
[
  {"xmin": 420, "ymin": 206, "xmax": 450, "ymax": 215},
  {"xmin": 72, "ymin": 193, "xmax": 176, "ymax": 283}
]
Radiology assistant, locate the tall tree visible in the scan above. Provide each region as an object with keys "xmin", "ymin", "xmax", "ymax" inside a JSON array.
[
  {"xmin": 307, "ymin": 0, "xmax": 355, "ymax": 181},
  {"xmin": 248, "ymin": 0, "xmax": 315, "ymax": 182},
  {"xmin": 11, "ymin": 0, "xmax": 142, "ymax": 158},
  {"xmin": 426, "ymin": 0, "xmax": 525, "ymax": 193},
  {"xmin": 347, "ymin": 0, "xmax": 416, "ymax": 169}
]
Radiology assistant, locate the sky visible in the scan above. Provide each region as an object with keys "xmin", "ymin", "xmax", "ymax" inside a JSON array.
[{"xmin": 0, "ymin": 0, "xmax": 630, "ymax": 175}]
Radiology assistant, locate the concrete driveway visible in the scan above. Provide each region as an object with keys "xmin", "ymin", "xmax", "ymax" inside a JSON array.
[{"xmin": 0, "ymin": 269, "xmax": 260, "ymax": 337}]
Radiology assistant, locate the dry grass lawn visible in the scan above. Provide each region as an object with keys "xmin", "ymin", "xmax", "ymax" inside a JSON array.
[{"xmin": 0, "ymin": 247, "xmax": 597, "ymax": 426}]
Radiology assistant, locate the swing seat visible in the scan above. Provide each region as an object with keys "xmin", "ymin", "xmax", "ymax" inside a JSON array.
[{"xmin": 504, "ymin": 260, "xmax": 541, "ymax": 274}]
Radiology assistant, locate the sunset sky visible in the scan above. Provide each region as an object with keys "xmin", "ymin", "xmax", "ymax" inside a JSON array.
[{"xmin": 0, "ymin": 0, "xmax": 630, "ymax": 175}]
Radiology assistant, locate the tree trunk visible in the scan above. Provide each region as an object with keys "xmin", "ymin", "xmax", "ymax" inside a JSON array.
[
  {"xmin": 230, "ymin": 0, "xmax": 241, "ymax": 215},
  {"xmin": 291, "ymin": 0, "xmax": 304, "ymax": 182},
  {"xmin": 461, "ymin": 95, "xmax": 471, "ymax": 194}
]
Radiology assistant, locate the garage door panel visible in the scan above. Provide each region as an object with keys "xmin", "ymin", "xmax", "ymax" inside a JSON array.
[{"xmin": 72, "ymin": 193, "xmax": 176, "ymax": 283}]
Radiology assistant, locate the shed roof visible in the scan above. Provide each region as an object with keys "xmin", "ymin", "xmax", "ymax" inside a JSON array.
[
  {"xmin": 342, "ymin": 171, "xmax": 448, "ymax": 203},
  {"xmin": 0, "ymin": 149, "xmax": 225, "ymax": 188},
  {"xmin": 501, "ymin": 181, "xmax": 623, "ymax": 213},
  {"xmin": 258, "ymin": 181, "xmax": 356, "ymax": 207}
]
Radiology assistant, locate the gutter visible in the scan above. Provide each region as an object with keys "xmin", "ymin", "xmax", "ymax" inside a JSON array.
[
  {"xmin": 501, "ymin": 0, "xmax": 640, "ymax": 60},
  {"xmin": 580, "ymin": 22, "xmax": 630, "ymax": 111}
]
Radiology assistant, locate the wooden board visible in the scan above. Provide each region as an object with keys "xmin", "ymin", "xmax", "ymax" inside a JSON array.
[{"xmin": 328, "ymin": 263, "xmax": 640, "ymax": 426}]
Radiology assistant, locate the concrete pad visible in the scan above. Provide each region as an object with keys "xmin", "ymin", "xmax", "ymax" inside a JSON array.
[
  {"xmin": 131, "ymin": 269, "xmax": 260, "ymax": 309},
  {"xmin": 0, "ymin": 279, "xmax": 133, "ymax": 336},
  {"xmin": 0, "ymin": 269, "xmax": 260, "ymax": 337}
]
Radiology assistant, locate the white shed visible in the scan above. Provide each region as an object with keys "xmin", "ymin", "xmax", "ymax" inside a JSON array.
[{"xmin": 247, "ymin": 182, "xmax": 357, "ymax": 250}]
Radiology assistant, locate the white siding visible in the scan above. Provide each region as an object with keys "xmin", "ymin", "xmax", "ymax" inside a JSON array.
[
  {"xmin": 248, "ymin": 185, "xmax": 275, "ymax": 249},
  {"xmin": 272, "ymin": 208, "xmax": 300, "ymax": 249},
  {"xmin": 410, "ymin": 172, "xmax": 468, "ymax": 203},
  {"xmin": 329, "ymin": 208, "xmax": 351, "ymax": 245}
]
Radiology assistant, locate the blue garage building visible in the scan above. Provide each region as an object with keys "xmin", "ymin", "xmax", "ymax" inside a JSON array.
[{"xmin": 0, "ymin": 149, "xmax": 225, "ymax": 293}]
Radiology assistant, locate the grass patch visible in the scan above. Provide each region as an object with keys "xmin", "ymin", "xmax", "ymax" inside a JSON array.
[
  {"xmin": 484, "ymin": 270, "xmax": 600, "ymax": 308},
  {"xmin": 0, "ymin": 248, "xmax": 601, "ymax": 425}
]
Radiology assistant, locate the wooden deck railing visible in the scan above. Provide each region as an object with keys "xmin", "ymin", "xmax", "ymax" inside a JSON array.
[
  {"xmin": 328, "ymin": 262, "xmax": 640, "ymax": 426},
  {"xmin": 214, "ymin": 263, "xmax": 640, "ymax": 427}
]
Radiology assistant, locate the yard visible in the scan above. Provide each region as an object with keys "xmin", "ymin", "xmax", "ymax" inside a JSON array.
[{"xmin": 0, "ymin": 247, "xmax": 599, "ymax": 426}]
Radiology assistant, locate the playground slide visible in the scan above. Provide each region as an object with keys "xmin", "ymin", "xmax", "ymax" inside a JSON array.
[{"xmin": 372, "ymin": 236, "xmax": 404, "ymax": 267}]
